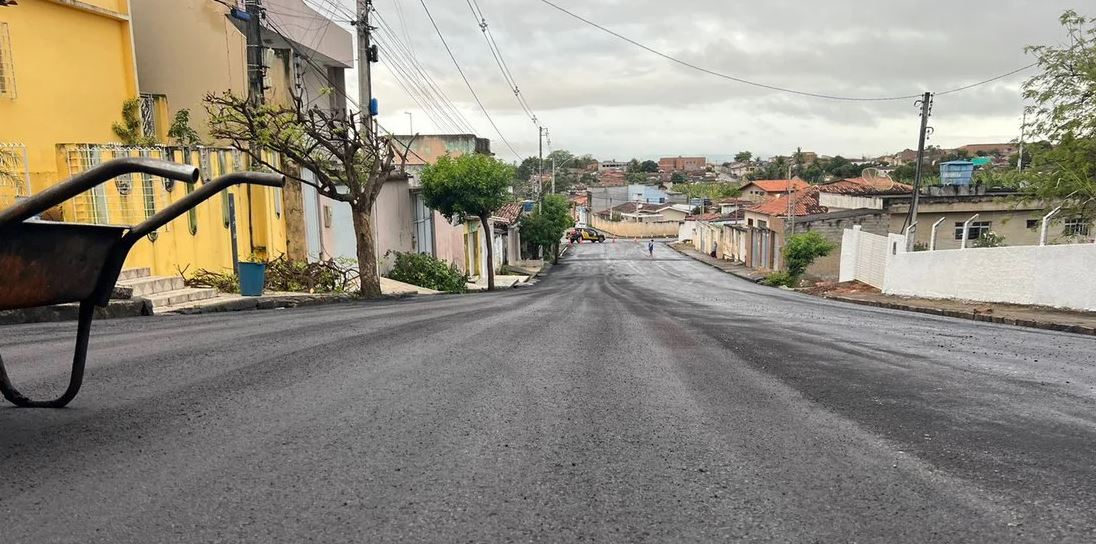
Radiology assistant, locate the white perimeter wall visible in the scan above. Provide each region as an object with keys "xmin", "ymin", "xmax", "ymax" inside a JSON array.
[
  {"xmin": 839, "ymin": 226, "xmax": 902, "ymax": 289},
  {"xmin": 883, "ymin": 243, "xmax": 1096, "ymax": 311}
]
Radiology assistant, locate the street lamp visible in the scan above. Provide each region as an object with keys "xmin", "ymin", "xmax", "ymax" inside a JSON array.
[
  {"xmin": 404, "ymin": 111, "xmax": 413, "ymax": 135},
  {"xmin": 551, "ymin": 156, "xmax": 578, "ymax": 195}
]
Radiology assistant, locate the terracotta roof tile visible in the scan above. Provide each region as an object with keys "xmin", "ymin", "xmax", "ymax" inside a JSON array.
[
  {"xmin": 744, "ymin": 179, "xmax": 810, "ymax": 193},
  {"xmin": 749, "ymin": 186, "xmax": 826, "ymax": 217},
  {"xmin": 819, "ymin": 177, "xmax": 912, "ymax": 196},
  {"xmin": 493, "ymin": 202, "xmax": 523, "ymax": 224}
]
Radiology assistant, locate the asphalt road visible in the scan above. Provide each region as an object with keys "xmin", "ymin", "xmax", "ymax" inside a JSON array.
[{"xmin": 2, "ymin": 241, "xmax": 1095, "ymax": 542}]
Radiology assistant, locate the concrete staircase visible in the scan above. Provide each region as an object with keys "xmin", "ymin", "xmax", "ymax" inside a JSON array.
[{"xmin": 117, "ymin": 268, "xmax": 218, "ymax": 310}]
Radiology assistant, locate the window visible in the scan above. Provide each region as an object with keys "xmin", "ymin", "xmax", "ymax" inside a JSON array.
[
  {"xmin": 0, "ymin": 22, "xmax": 14, "ymax": 98},
  {"xmin": 758, "ymin": 220, "xmax": 768, "ymax": 229},
  {"xmin": 954, "ymin": 221, "xmax": 991, "ymax": 240},
  {"xmin": 1064, "ymin": 218, "xmax": 1090, "ymax": 237},
  {"xmin": 1026, "ymin": 219, "xmax": 1039, "ymax": 229}
]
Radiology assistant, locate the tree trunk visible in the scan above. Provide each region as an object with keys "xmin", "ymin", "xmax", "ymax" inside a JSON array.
[
  {"xmin": 351, "ymin": 204, "xmax": 382, "ymax": 298},
  {"xmin": 480, "ymin": 214, "xmax": 495, "ymax": 291},
  {"xmin": 551, "ymin": 242, "xmax": 560, "ymax": 264},
  {"xmin": 281, "ymin": 176, "xmax": 309, "ymax": 261}
]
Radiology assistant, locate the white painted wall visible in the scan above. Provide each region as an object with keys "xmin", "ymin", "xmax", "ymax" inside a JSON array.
[
  {"xmin": 883, "ymin": 243, "xmax": 1096, "ymax": 311},
  {"xmin": 818, "ymin": 193, "xmax": 883, "ymax": 211},
  {"xmin": 839, "ymin": 226, "xmax": 898, "ymax": 289}
]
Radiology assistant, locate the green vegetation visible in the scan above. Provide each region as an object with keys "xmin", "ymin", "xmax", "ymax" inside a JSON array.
[
  {"xmin": 387, "ymin": 252, "xmax": 468, "ymax": 293},
  {"xmin": 676, "ymin": 182, "xmax": 741, "ymax": 201},
  {"xmin": 764, "ymin": 231, "xmax": 837, "ymax": 287},
  {"xmin": 972, "ymin": 232, "xmax": 1006, "ymax": 248},
  {"xmin": 420, "ymin": 153, "xmax": 513, "ymax": 290},
  {"xmin": 112, "ymin": 98, "xmax": 157, "ymax": 146},
  {"xmin": 520, "ymin": 194, "xmax": 574, "ymax": 264},
  {"xmin": 167, "ymin": 108, "xmax": 202, "ymax": 147},
  {"xmin": 1018, "ymin": 10, "xmax": 1096, "ymax": 220},
  {"xmin": 734, "ymin": 151, "xmax": 753, "ymax": 163}
]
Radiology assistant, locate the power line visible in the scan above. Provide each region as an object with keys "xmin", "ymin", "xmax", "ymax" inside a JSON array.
[
  {"xmin": 537, "ymin": 0, "xmax": 1036, "ymax": 102},
  {"xmin": 373, "ymin": 18, "xmax": 478, "ymax": 132},
  {"xmin": 418, "ymin": 0, "xmax": 522, "ymax": 160},
  {"xmin": 464, "ymin": 0, "xmax": 539, "ymax": 126}
]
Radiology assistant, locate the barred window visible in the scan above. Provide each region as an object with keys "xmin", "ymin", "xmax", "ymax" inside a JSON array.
[
  {"xmin": 0, "ymin": 22, "xmax": 15, "ymax": 98},
  {"xmin": 1064, "ymin": 218, "xmax": 1091, "ymax": 237}
]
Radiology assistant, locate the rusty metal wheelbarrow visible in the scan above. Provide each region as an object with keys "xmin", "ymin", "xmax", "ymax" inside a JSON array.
[{"xmin": 0, "ymin": 157, "xmax": 284, "ymax": 408}]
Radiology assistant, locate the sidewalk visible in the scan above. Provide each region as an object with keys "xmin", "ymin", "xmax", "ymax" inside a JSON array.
[
  {"xmin": 667, "ymin": 242, "xmax": 768, "ymax": 283},
  {"xmin": 669, "ymin": 242, "xmax": 1096, "ymax": 336},
  {"xmin": 818, "ymin": 289, "xmax": 1096, "ymax": 336}
]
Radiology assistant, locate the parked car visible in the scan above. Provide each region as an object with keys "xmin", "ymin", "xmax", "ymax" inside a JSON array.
[{"xmin": 569, "ymin": 227, "xmax": 605, "ymax": 243}]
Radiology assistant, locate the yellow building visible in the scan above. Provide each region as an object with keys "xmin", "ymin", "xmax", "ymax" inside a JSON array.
[{"xmin": 0, "ymin": 0, "xmax": 287, "ymax": 277}]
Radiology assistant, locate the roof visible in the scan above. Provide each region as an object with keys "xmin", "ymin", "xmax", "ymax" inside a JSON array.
[
  {"xmin": 819, "ymin": 177, "xmax": 912, "ymax": 196},
  {"xmin": 597, "ymin": 201, "xmax": 664, "ymax": 216},
  {"xmin": 716, "ymin": 197, "xmax": 753, "ymax": 206},
  {"xmin": 748, "ymin": 186, "xmax": 826, "ymax": 217},
  {"xmin": 492, "ymin": 202, "xmax": 523, "ymax": 225},
  {"xmin": 742, "ymin": 179, "xmax": 810, "ymax": 193},
  {"xmin": 940, "ymin": 160, "xmax": 974, "ymax": 166},
  {"xmin": 687, "ymin": 210, "xmax": 745, "ymax": 222}
]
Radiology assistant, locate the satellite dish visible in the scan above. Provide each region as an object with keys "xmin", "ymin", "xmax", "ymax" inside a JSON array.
[{"xmin": 860, "ymin": 168, "xmax": 895, "ymax": 189}]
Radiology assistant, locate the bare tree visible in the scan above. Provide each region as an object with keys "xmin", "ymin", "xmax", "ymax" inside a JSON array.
[{"xmin": 206, "ymin": 91, "xmax": 411, "ymax": 298}]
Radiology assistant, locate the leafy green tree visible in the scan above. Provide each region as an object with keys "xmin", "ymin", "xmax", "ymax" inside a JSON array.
[
  {"xmin": 515, "ymin": 156, "xmax": 540, "ymax": 181},
  {"xmin": 734, "ymin": 151, "xmax": 752, "ymax": 163},
  {"xmin": 640, "ymin": 160, "xmax": 659, "ymax": 173},
  {"xmin": 546, "ymin": 149, "xmax": 575, "ymax": 168},
  {"xmin": 167, "ymin": 108, "xmax": 202, "ymax": 147},
  {"xmin": 670, "ymin": 171, "xmax": 687, "ymax": 183},
  {"xmin": 1021, "ymin": 9, "xmax": 1096, "ymax": 219},
  {"xmin": 420, "ymin": 153, "xmax": 513, "ymax": 290},
  {"xmin": 519, "ymin": 194, "xmax": 574, "ymax": 264},
  {"xmin": 626, "ymin": 158, "xmax": 641, "ymax": 173},
  {"xmin": 112, "ymin": 98, "xmax": 157, "ymax": 146},
  {"xmin": 625, "ymin": 171, "xmax": 647, "ymax": 184},
  {"xmin": 892, "ymin": 162, "xmax": 916, "ymax": 182}
]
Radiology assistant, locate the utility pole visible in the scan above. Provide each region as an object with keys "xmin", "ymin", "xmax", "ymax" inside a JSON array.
[
  {"xmin": 907, "ymin": 92, "xmax": 933, "ymax": 251},
  {"xmin": 245, "ymin": 0, "xmax": 265, "ymax": 106},
  {"xmin": 356, "ymin": 0, "xmax": 375, "ymax": 127},
  {"xmin": 537, "ymin": 126, "xmax": 545, "ymax": 209},
  {"xmin": 1017, "ymin": 111, "xmax": 1026, "ymax": 172}
]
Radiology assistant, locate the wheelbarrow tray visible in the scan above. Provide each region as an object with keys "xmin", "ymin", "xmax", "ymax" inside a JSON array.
[
  {"xmin": 0, "ymin": 157, "xmax": 284, "ymax": 408},
  {"xmin": 0, "ymin": 221, "xmax": 127, "ymax": 311}
]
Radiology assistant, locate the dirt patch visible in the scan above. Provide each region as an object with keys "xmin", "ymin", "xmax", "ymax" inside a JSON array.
[{"xmin": 801, "ymin": 280, "xmax": 880, "ymax": 296}]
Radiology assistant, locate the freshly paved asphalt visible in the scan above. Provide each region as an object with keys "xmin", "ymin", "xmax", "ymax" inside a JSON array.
[{"xmin": 2, "ymin": 241, "xmax": 1095, "ymax": 542}]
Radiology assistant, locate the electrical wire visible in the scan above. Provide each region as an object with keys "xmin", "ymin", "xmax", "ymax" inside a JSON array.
[
  {"xmin": 463, "ymin": 0, "xmax": 539, "ymax": 126},
  {"xmin": 537, "ymin": 0, "xmax": 1036, "ymax": 102},
  {"xmin": 418, "ymin": 0, "xmax": 522, "ymax": 160}
]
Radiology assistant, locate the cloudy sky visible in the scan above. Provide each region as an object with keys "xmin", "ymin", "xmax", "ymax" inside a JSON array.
[{"xmin": 316, "ymin": 0, "xmax": 1080, "ymax": 162}]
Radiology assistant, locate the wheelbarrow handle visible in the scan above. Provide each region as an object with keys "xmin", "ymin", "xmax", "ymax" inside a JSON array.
[
  {"xmin": 123, "ymin": 171, "xmax": 285, "ymax": 241},
  {"xmin": 0, "ymin": 157, "xmax": 200, "ymax": 230}
]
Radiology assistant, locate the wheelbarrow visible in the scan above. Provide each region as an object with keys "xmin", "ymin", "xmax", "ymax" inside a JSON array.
[{"xmin": 0, "ymin": 157, "xmax": 284, "ymax": 408}]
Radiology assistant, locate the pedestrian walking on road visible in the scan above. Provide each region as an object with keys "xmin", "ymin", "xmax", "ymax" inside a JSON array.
[{"xmin": 648, "ymin": 239, "xmax": 655, "ymax": 257}]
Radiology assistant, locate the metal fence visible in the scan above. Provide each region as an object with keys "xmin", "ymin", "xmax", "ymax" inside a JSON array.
[
  {"xmin": 0, "ymin": 142, "xmax": 30, "ymax": 208},
  {"xmin": 60, "ymin": 144, "xmax": 249, "ymax": 231}
]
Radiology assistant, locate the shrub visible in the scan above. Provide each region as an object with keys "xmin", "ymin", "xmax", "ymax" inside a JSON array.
[
  {"xmin": 386, "ymin": 251, "xmax": 468, "ymax": 293},
  {"xmin": 973, "ymin": 231, "xmax": 1006, "ymax": 248},
  {"xmin": 783, "ymin": 231, "xmax": 837, "ymax": 278},
  {"xmin": 763, "ymin": 271, "xmax": 795, "ymax": 287}
]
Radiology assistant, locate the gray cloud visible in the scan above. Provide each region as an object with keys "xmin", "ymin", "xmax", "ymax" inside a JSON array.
[{"xmin": 325, "ymin": 0, "xmax": 1079, "ymax": 160}]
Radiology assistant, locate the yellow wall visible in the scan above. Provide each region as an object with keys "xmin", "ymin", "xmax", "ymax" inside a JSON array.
[
  {"xmin": 129, "ymin": 0, "xmax": 247, "ymax": 142},
  {"xmin": 56, "ymin": 144, "xmax": 288, "ymax": 276},
  {"xmin": 0, "ymin": 0, "xmax": 138, "ymax": 194}
]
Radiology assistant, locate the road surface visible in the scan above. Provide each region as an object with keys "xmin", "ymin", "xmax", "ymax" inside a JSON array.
[{"xmin": 2, "ymin": 241, "xmax": 1095, "ymax": 542}]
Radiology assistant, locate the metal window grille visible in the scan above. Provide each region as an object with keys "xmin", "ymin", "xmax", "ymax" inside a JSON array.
[
  {"xmin": 0, "ymin": 22, "xmax": 16, "ymax": 99},
  {"xmin": 1064, "ymin": 218, "xmax": 1091, "ymax": 237},
  {"xmin": 139, "ymin": 147, "xmax": 157, "ymax": 220},
  {"xmin": 954, "ymin": 221, "xmax": 991, "ymax": 241},
  {"xmin": 0, "ymin": 143, "xmax": 30, "ymax": 205},
  {"xmin": 138, "ymin": 94, "xmax": 158, "ymax": 139}
]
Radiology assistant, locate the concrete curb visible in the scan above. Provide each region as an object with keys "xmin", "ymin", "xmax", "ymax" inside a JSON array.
[
  {"xmin": 823, "ymin": 295, "xmax": 1096, "ymax": 337},
  {"xmin": 0, "ymin": 298, "xmax": 154, "ymax": 325},
  {"xmin": 163, "ymin": 293, "xmax": 358, "ymax": 315},
  {"xmin": 666, "ymin": 243, "xmax": 766, "ymax": 284}
]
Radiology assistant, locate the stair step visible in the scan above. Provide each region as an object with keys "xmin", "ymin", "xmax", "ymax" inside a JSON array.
[
  {"xmin": 147, "ymin": 287, "xmax": 219, "ymax": 308},
  {"xmin": 119, "ymin": 267, "xmax": 151, "ymax": 281},
  {"xmin": 117, "ymin": 275, "xmax": 185, "ymax": 297}
]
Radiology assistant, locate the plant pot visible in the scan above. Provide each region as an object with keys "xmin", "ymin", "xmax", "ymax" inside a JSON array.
[{"xmin": 238, "ymin": 262, "xmax": 267, "ymax": 296}]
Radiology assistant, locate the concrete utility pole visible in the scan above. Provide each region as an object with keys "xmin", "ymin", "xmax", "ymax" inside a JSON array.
[
  {"xmin": 907, "ymin": 92, "xmax": 933, "ymax": 251},
  {"xmin": 245, "ymin": 0, "xmax": 265, "ymax": 106},
  {"xmin": 356, "ymin": 0, "xmax": 375, "ymax": 127},
  {"xmin": 1017, "ymin": 111, "xmax": 1026, "ymax": 172}
]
